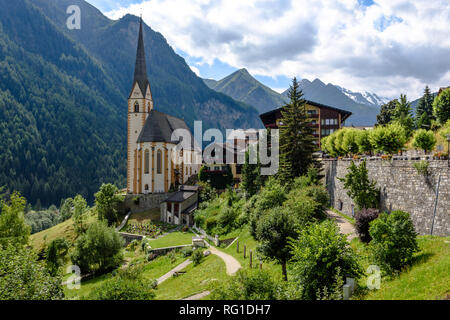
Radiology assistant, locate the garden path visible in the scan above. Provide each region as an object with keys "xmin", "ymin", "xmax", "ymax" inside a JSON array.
[
  {"xmin": 156, "ymin": 259, "xmax": 192, "ymax": 285},
  {"xmin": 208, "ymin": 246, "xmax": 241, "ymax": 275},
  {"xmin": 181, "ymin": 291, "xmax": 211, "ymax": 300},
  {"xmin": 326, "ymin": 209, "xmax": 357, "ymax": 240}
]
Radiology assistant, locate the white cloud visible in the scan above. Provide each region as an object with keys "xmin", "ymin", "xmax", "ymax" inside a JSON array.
[
  {"xmin": 106, "ymin": 0, "xmax": 450, "ymax": 100},
  {"xmin": 189, "ymin": 65, "xmax": 201, "ymax": 76}
]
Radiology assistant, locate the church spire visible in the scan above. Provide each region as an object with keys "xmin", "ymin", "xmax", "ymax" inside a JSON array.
[{"xmin": 132, "ymin": 17, "xmax": 150, "ymax": 95}]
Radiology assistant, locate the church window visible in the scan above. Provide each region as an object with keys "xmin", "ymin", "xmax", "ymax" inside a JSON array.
[
  {"xmin": 134, "ymin": 102, "xmax": 139, "ymax": 113},
  {"xmin": 144, "ymin": 149, "xmax": 150, "ymax": 174},
  {"xmin": 157, "ymin": 150, "xmax": 162, "ymax": 174}
]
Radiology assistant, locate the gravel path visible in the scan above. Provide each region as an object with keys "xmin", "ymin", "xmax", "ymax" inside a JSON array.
[
  {"xmin": 182, "ymin": 291, "xmax": 211, "ymax": 300},
  {"xmin": 156, "ymin": 259, "xmax": 192, "ymax": 285},
  {"xmin": 327, "ymin": 209, "xmax": 357, "ymax": 240},
  {"xmin": 209, "ymin": 246, "xmax": 241, "ymax": 275}
]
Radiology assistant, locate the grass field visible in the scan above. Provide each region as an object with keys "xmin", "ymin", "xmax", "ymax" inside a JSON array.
[
  {"xmin": 155, "ymin": 254, "xmax": 229, "ymax": 300},
  {"xmin": 30, "ymin": 210, "xmax": 97, "ymax": 251},
  {"xmin": 351, "ymin": 235, "xmax": 450, "ymax": 300},
  {"xmin": 147, "ymin": 231, "xmax": 195, "ymax": 249},
  {"xmin": 64, "ymin": 249, "xmax": 188, "ymax": 299}
]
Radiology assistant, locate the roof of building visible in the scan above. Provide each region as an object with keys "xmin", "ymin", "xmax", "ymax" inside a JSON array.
[
  {"xmin": 259, "ymin": 100, "xmax": 352, "ymax": 123},
  {"xmin": 179, "ymin": 185, "xmax": 200, "ymax": 192},
  {"xmin": 165, "ymin": 190, "xmax": 197, "ymax": 203},
  {"xmin": 182, "ymin": 203, "xmax": 197, "ymax": 215},
  {"xmin": 136, "ymin": 109, "xmax": 197, "ymax": 148},
  {"xmin": 130, "ymin": 18, "xmax": 151, "ymax": 98}
]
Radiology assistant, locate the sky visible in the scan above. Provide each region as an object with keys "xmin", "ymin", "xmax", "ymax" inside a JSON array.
[{"xmin": 86, "ymin": 0, "xmax": 450, "ymax": 100}]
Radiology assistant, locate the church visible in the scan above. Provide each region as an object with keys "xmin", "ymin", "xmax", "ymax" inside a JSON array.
[{"xmin": 127, "ymin": 18, "xmax": 201, "ymax": 194}]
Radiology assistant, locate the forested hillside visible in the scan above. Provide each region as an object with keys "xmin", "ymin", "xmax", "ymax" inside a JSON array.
[{"xmin": 0, "ymin": 0, "xmax": 261, "ymax": 207}]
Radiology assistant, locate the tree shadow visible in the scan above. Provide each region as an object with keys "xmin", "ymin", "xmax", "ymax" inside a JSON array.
[{"xmin": 411, "ymin": 252, "xmax": 434, "ymax": 267}]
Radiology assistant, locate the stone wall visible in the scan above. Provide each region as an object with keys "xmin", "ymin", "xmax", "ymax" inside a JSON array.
[
  {"xmin": 119, "ymin": 232, "xmax": 144, "ymax": 246},
  {"xmin": 123, "ymin": 192, "xmax": 174, "ymax": 213},
  {"xmin": 323, "ymin": 159, "xmax": 449, "ymax": 236}
]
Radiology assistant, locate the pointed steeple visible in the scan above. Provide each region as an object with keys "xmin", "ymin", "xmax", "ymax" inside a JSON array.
[{"xmin": 132, "ymin": 17, "xmax": 150, "ymax": 96}]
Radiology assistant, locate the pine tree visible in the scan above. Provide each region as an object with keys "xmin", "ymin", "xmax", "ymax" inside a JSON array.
[
  {"xmin": 392, "ymin": 94, "xmax": 415, "ymax": 136},
  {"xmin": 241, "ymin": 147, "xmax": 261, "ymax": 198},
  {"xmin": 415, "ymin": 86, "xmax": 434, "ymax": 128},
  {"xmin": 278, "ymin": 78, "xmax": 316, "ymax": 183},
  {"xmin": 376, "ymin": 99, "xmax": 397, "ymax": 125}
]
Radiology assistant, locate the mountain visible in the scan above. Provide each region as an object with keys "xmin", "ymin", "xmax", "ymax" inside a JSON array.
[
  {"xmin": 282, "ymin": 78, "xmax": 382, "ymax": 126},
  {"xmin": 334, "ymin": 85, "xmax": 387, "ymax": 107},
  {"xmin": 206, "ymin": 68, "xmax": 383, "ymax": 125},
  {"xmin": 0, "ymin": 0, "xmax": 261, "ymax": 207},
  {"xmin": 203, "ymin": 68, "xmax": 288, "ymax": 113}
]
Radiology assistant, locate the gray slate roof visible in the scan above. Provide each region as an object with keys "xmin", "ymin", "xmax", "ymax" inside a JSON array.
[
  {"xmin": 136, "ymin": 109, "xmax": 197, "ymax": 149},
  {"xmin": 165, "ymin": 190, "xmax": 196, "ymax": 203}
]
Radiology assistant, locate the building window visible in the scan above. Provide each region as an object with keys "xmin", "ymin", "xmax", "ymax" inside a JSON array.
[
  {"xmin": 145, "ymin": 184, "xmax": 149, "ymax": 191},
  {"xmin": 144, "ymin": 149, "xmax": 150, "ymax": 174},
  {"xmin": 157, "ymin": 150, "xmax": 162, "ymax": 174},
  {"xmin": 134, "ymin": 102, "xmax": 139, "ymax": 113}
]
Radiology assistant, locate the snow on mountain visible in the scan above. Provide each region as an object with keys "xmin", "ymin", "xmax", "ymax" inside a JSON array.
[{"xmin": 336, "ymin": 86, "xmax": 387, "ymax": 107}]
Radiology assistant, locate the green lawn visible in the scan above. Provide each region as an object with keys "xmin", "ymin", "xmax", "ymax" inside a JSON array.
[
  {"xmin": 148, "ymin": 231, "xmax": 195, "ymax": 249},
  {"xmin": 351, "ymin": 235, "xmax": 450, "ymax": 300},
  {"xmin": 64, "ymin": 249, "xmax": 187, "ymax": 299},
  {"xmin": 221, "ymin": 226, "xmax": 284, "ymax": 281},
  {"xmin": 30, "ymin": 210, "xmax": 97, "ymax": 251},
  {"xmin": 155, "ymin": 254, "xmax": 229, "ymax": 300}
]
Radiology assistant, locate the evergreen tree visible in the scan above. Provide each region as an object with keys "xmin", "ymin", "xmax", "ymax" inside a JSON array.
[
  {"xmin": 241, "ymin": 147, "xmax": 261, "ymax": 198},
  {"xmin": 278, "ymin": 77, "xmax": 316, "ymax": 183},
  {"xmin": 392, "ymin": 94, "xmax": 415, "ymax": 136},
  {"xmin": 433, "ymin": 88, "xmax": 450, "ymax": 124},
  {"xmin": 376, "ymin": 99, "xmax": 397, "ymax": 125},
  {"xmin": 415, "ymin": 86, "xmax": 435, "ymax": 129}
]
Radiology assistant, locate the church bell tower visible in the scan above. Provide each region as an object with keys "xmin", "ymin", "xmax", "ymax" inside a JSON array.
[{"xmin": 127, "ymin": 17, "xmax": 154, "ymax": 194}]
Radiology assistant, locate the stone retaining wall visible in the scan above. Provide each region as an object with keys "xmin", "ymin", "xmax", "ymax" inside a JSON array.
[
  {"xmin": 123, "ymin": 192, "xmax": 174, "ymax": 214},
  {"xmin": 119, "ymin": 232, "xmax": 144, "ymax": 246},
  {"xmin": 322, "ymin": 159, "xmax": 449, "ymax": 236}
]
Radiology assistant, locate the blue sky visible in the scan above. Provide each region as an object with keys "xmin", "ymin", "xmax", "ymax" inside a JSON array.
[{"xmin": 87, "ymin": 0, "xmax": 450, "ymax": 99}]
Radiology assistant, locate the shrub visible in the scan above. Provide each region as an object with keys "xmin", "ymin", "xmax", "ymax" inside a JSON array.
[
  {"xmin": 127, "ymin": 240, "xmax": 139, "ymax": 252},
  {"xmin": 181, "ymin": 246, "xmax": 193, "ymax": 257},
  {"xmin": 339, "ymin": 160, "xmax": 379, "ymax": 210},
  {"xmin": 0, "ymin": 244, "xmax": 64, "ymax": 300},
  {"xmin": 354, "ymin": 208, "xmax": 379, "ymax": 243},
  {"xmin": 71, "ymin": 221, "xmax": 124, "ymax": 274},
  {"xmin": 356, "ymin": 129, "xmax": 373, "ymax": 154},
  {"xmin": 191, "ymin": 249, "xmax": 204, "ymax": 266},
  {"xmin": 88, "ymin": 266, "xmax": 155, "ymax": 300},
  {"xmin": 46, "ymin": 237, "xmax": 69, "ymax": 276},
  {"xmin": 369, "ymin": 211, "xmax": 419, "ymax": 273},
  {"xmin": 412, "ymin": 129, "xmax": 437, "ymax": 153},
  {"xmin": 284, "ymin": 191, "xmax": 321, "ymax": 226},
  {"xmin": 369, "ymin": 123, "xmax": 407, "ymax": 154},
  {"xmin": 217, "ymin": 207, "xmax": 237, "ymax": 232},
  {"xmin": 205, "ymin": 216, "xmax": 218, "ymax": 233},
  {"xmin": 413, "ymin": 160, "xmax": 429, "ymax": 175},
  {"xmin": 211, "ymin": 270, "xmax": 283, "ymax": 300},
  {"xmin": 289, "ymin": 220, "xmax": 363, "ymax": 300}
]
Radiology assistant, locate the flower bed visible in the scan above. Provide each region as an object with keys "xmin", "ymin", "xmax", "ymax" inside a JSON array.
[{"xmin": 123, "ymin": 221, "xmax": 176, "ymax": 238}]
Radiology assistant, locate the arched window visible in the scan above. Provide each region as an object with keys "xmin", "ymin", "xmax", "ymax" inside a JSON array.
[
  {"xmin": 145, "ymin": 184, "xmax": 149, "ymax": 191},
  {"xmin": 144, "ymin": 149, "xmax": 150, "ymax": 174},
  {"xmin": 134, "ymin": 102, "xmax": 139, "ymax": 113},
  {"xmin": 157, "ymin": 150, "xmax": 162, "ymax": 174}
]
